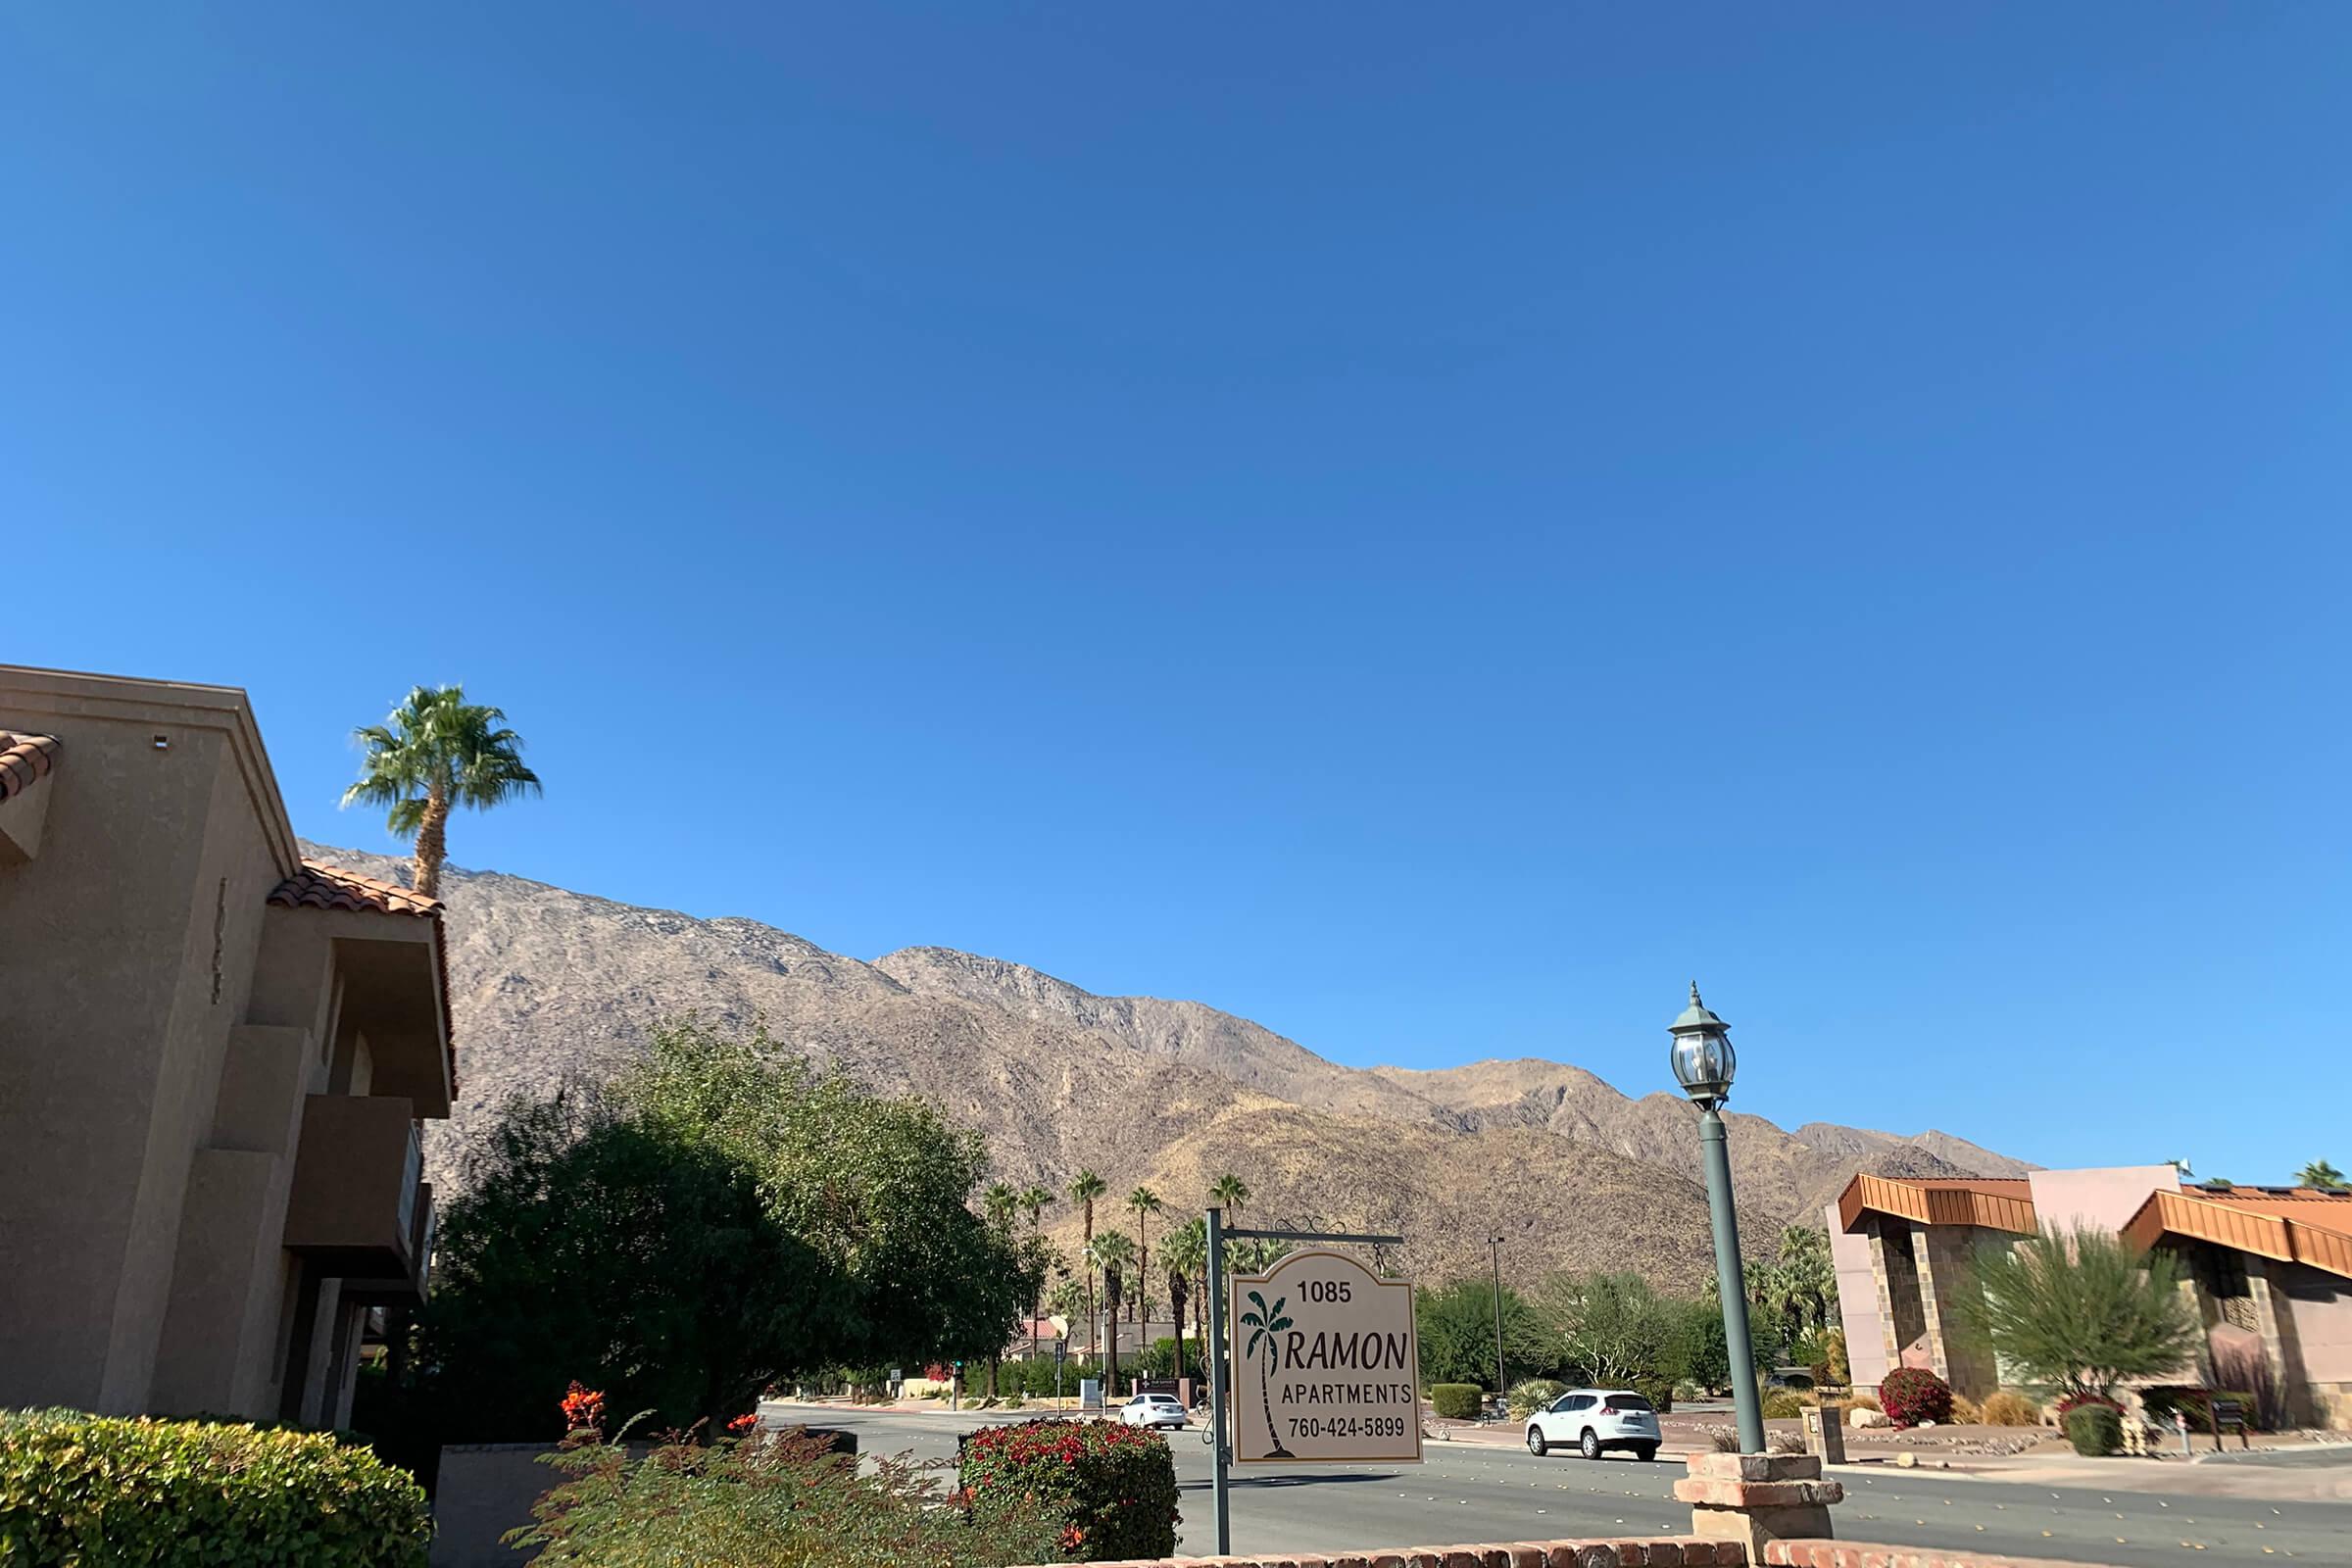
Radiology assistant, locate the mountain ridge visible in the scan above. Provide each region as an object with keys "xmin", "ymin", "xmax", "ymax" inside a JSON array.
[{"xmin": 300, "ymin": 841, "xmax": 2019, "ymax": 1289}]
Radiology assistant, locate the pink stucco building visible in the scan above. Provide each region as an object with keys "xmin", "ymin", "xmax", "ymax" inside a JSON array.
[{"xmin": 1828, "ymin": 1165, "xmax": 2352, "ymax": 1429}]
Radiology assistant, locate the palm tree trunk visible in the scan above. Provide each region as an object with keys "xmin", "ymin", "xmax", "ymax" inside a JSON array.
[
  {"xmin": 412, "ymin": 786, "xmax": 451, "ymax": 898},
  {"xmin": 1106, "ymin": 1276, "xmax": 1123, "ymax": 1392}
]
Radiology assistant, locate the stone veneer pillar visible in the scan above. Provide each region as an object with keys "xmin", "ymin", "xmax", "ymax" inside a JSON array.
[{"xmin": 1675, "ymin": 1451, "xmax": 1843, "ymax": 1558}]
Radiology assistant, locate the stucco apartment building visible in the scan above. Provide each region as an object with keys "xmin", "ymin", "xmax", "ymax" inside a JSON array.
[
  {"xmin": 0, "ymin": 665, "xmax": 452, "ymax": 1430},
  {"xmin": 1828, "ymin": 1164, "xmax": 2352, "ymax": 1429}
]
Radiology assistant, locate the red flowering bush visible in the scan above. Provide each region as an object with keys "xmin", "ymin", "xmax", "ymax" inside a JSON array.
[
  {"xmin": 958, "ymin": 1419, "xmax": 1178, "ymax": 1562},
  {"xmin": 560, "ymin": 1382, "xmax": 607, "ymax": 1438},
  {"xmin": 2052, "ymin": 1390, "xmax": 2122, "ymax": 1421},
  {"xmin": 1878, "ymin": 1368, "xmax": 1953, "ymax": 1429}
]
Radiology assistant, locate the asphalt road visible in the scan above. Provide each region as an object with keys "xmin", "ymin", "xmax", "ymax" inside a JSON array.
[{"xmin": 760, "ymin": 1402, "xmax": 2350, "ymax": 1566}]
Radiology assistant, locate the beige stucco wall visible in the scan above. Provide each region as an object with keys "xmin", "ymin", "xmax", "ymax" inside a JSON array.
[
  {"xmin": 0, "ymin": 667, "xmax": 436, "ymax": 1431},
  {"xmin": 1825, "ymin": 1204, "xmax": 1888, "ymax": 1388},
  {"xmin": 0, "ymin": 679, "xmax": 292, "ymax": 1413},
  {"xmin": 2027, "ymin": 1165, "xmax": 2176, "ymax": 1237},
  {"xmin": 2278, "ymin": 1262, "xmax": 2352, "ymax": 1385}
]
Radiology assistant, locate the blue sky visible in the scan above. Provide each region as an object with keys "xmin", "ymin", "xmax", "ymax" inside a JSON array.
[{"xmin": 7, "ymin": 5, "xmax": 2346, "ymax": 1183}]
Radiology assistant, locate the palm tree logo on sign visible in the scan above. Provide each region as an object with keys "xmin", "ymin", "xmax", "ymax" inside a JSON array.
[{"xmin": 1238, "ymin": 1289, "xmax": 1297, "ymax": 1460}]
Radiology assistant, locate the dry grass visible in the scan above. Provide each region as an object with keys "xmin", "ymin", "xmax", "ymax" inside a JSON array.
[
  {"xmin": 1767, "ymin": 1430, "xmax": 1808, "ymax": 1454},
  {"xmin": 1980, "ymin": 1391, "xmax": 2041, "ymax": 1427},
  {"xmin": 1948, "ymin": 1394, "xmax": 1983, "ymax": 1425},
  {"xmin": 1842, "ymin": 1392, "xmax": 1881, "ymax": 1413}
]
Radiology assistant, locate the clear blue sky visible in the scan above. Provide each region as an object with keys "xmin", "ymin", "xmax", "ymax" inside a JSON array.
[{"xmin": 8, "ymin": 5, "xmax": 2346, "ymax": 1183}]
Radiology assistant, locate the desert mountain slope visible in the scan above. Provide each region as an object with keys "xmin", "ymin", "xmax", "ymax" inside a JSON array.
[{"xmin": 299, "ymin": 842, "xmax": 2022, "ymax": 1288}]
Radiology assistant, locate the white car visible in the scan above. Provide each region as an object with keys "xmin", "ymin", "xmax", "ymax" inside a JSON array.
[
  {"xmin": 1525, "ymin": 1389, "xmax": 1661, "ymax": 1460},
  {"xmin": 1118, "ymin": 1393, "xmax": 1189, "ymax": 1430}
]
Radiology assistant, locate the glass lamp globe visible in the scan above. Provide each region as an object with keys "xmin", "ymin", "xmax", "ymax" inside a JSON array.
[{"xmin": 1668, "ymin": 982, "xmax": 1736, "ymax": 1103}]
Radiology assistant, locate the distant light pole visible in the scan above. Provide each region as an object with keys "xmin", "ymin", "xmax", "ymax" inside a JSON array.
[
  {"xmin": 1670, "ymin": 982, "xmax": 1766, "ymax": 1454},
  {"xmin": 1489, "ymin": 1234, "xmax": 1506, "ymax": 1415}
]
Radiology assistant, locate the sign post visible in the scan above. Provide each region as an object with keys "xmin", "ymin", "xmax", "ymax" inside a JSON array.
[{"xmin": 1203, "ymin": 1217, "xmax": 1410, "ymax": 1556}]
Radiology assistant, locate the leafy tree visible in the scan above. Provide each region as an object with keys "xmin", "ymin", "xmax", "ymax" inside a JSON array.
[
  {"xmin": 1537, "ymin": 1270, "xmax": 1675, "ymax": 1389},
  {"xmin": 342, "ymin": 684, "xmax": 541, "ymax": 898},
  {"xmin": 2298, "ymin": 1159, "xmax": 2347, "ymax": 1192},
  {"xmin": 422, "ymin": 1095, "xmax": 829, "ymax": 1439},
  {"xmin": 1415, "ymin": 1277, "xmax": 1550, "ymax": 1391},
  {"xmin": 1127, "ymin": 1187, "xmax": 1163, "ymax": 1324},
  {"xmin": 612, "ymin": 1021, "xmax": 1028, "ymax": 1371},
  {"xmin": 1954, "ymin": 1227, "xmax": 2202, "ymax": 1402}
]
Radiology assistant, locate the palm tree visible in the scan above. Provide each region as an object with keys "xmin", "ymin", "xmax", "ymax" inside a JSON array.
[
  {"xmin": 1210, "ymin": 1172, "xmax": 1250, "ymax": 1218},
  {"xmin": 1237, "ymin": 1288, "xmax": 1296, "ymax": 1459},
  {"xmin": 1090, "ymin": 1231, "xmax": 1136, "ymax": 1392},
  {"xmin": 343, "ymin": 685, "xmax": 542, "ymax": 898},
  {"xmin": 1161, "ymin": 1218, "xmax": 1209, "ymax": 1382},
  {"xmin": 2298, "ymin": 1159, "xmax": 2347, "ymax": 1192},
  {"xmin": 1127, "ymin": 1186, "xmax": 1162, "ymax": 1326},
  {"xmin": 1775, "ymin": 1224, "xmax": 1836, "ymax": 1336},
  {"xmin": 1017, "ymin": 1185, "xmax": 1054, "ymax": 1340},
  {"xmin": 1067, "ymin": 1169, "xmax": 1107, "ymax": 1355},
  {"xmin": 982, "ymin": 1181, "xmax": 1019, "ymax": 1233}
]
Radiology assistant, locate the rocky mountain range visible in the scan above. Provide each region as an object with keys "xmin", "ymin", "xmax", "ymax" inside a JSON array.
[{"xmin": 303, "ymin": 842, "xmax": 2032, "ymax": 1294}]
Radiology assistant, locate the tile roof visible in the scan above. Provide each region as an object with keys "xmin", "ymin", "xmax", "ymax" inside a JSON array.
[
  {"xmin": 0, "ymin": 729, "xmax": 60, "ymax": 802},
  {"xmin": 268, "ymin": 861, "xmax": 442, "ymax": 916},
  {"xmin": 268, "ymin": 859, "xmax": 455, "ymax": 1089},
  {"xmin": 2122, "ymin": 1187, "xmax": 2352, "ymax": 1280},
  {"xmin": 1836, "ymin": 1172, "xmax": 2037, "ymax": 1235}
]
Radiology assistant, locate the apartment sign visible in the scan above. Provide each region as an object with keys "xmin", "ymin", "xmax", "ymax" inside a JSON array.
[{"xmin": 1228, "ymin": 1249, "xmax": 1421, "ymax": 1464}]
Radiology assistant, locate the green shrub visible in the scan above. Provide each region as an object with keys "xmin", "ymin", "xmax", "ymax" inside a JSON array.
[
  {"xmin": 518, "ymin": 1426, "xmax": 1049, "ymax": 1565},
  {"xmin": 1505, "ymin": 1379, "xmax": 1567, "ymax": 1418},
  {"xmin": 1428, "ymin": 1383, "xmax": 1484, "ymax": 1420},
  {"xmin": 2065, "ymin": 1403, "xmax": 2123, "ymax": 1456},
  {"xmin": 1880, "ymin": 1367, "xmax": 1954, "ymax": 1429},
  {"xmin": 1631, "ymin": 1374, "xmax": 1676, "ymax": 1414},
  {"xmin": 1760, "ymin": 1388, "xmax": 1809, "ymax": 1420},
  {"xmin": 0, "ymin": 1408, "xmax": 430, "ymax": 1567},
  {"xmin": 959, "ymin": 1419, "xmax": 1178, "ymax": 1562}
]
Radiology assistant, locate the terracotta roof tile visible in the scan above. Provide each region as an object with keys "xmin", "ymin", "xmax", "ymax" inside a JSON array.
[
  {"xmin": 269, "ymin": 861, "xmax": 442, "ymax": 916},
  {"xmin": 0, "ymin": 730, "xmax": 60, "ymax": 802},
  {"xmin": 268, "ymin": 859, "xmax": 456, "ymax": 1092}
]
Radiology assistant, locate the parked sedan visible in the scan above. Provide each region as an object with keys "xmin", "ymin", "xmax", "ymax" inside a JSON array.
[
  {"xmin": 1119, "ymin": 1393, "xmax": 1190, "ymax": 1430},
  {"xmin": 1524, "ymin": 1389, "xmax": 1660, "ymax": 1460}
]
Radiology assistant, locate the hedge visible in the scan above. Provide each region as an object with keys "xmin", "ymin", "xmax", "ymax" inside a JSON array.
[
  {"xmin": 959, "ymin": 1419, "xmax": 1178, "ymax": 1562},
  {"xmin": 1428, "ymin": 1383, "xmax": 1484, "ymax": 1420},
  {"xmin": 0, "ymin": 1408, "xmax": 430, "ymax": 1567}
]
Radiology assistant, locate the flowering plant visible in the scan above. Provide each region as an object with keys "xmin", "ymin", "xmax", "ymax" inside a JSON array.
[
  {"xmin": 958, "ymin": 1419, "xmax": 1178, "ymax": 1562},
  {"xmin": 1878, "ymin": 1367, "xmax": 1953, "ymax": 1429},
  {"xmin": 726, "ymin": 1412, "xmax": 760, "ymax": 1438},
  {"xmin": 560, "ymin": 1382, "xmax": 607, "ymax": 1437}
]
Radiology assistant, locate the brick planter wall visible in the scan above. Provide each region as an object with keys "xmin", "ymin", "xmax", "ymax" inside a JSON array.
[
  {"xmin": 1014, "ymin": 1543, "xmax": 1741, "ymax": 1567},
  {"xmin": 1767, "ymin": 1546, "xmax": 2132, "ymax": 1568}
]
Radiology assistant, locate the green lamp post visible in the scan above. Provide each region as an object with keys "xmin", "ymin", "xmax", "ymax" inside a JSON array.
[{"xmin": 1671, "ymin": 982, "xmax": 1766, "ymax": 1454}]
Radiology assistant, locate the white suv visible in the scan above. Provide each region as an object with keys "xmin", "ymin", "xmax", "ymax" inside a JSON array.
[
  {"xmin": 1525, "ymin": 1389, "xmax": 1661, "ymax": 1460},
  {"xmin": 1118, "ymin": 1393, "xmax": 1189, "ymax": 1430}
]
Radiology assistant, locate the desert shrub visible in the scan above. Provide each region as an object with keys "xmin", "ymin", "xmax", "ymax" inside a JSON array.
[
  {"xmin": 1948, "ymin": 1394, "xmax": 1983, "ymax": 1425},
  {"xmin": 960, "ymin": 1419, "xmax": 1178, "ymax": 1562},
  {"xmin": 1957, "ymin": 1227, "xmax": 2201, "ymax": 1407},
  {"xmin": 518, "ymin": 1427, "xmax": 1048, "ymax": 1566},
  {"xmin": 1767, "ymin": 1429, "xmax": 1808, "ymax": 1454},
  {"xmin": 1631, "ymin": 1374, "xmax": 1676, "ymax": 1414},
  {"xmin": 1809, "ymin": 1328, "xmax": 1849, "ymax": 1389},
  {"xmin": 0, "ymin": 1408, "xmax": 430, "ymax": 1567},
  {"xmin": 1506, "ymin": 1379, "xmax": 1567, "ymax": 1418},
  {"xmin": 1760, "ymin": 1389, "xmax": 1809, "ymax": 1420},
  {"xmin": 2064, "ymin": 1404, "xmax": 2123, "ymax": 1456},
  {"xmin": 1843, "ymin": 1391, "xmax": 1880, "ymax": 1413},
  {"xmin": 1880, "ymin": 1368, "xmax": 1954, "ymax": 1429},
  {"xmin": 1704, "ymin": 1426, "xmax": 1741, "ymax": 1452},
  {"xmin": 1429, "ymin": 1383, "xmax": 1485, "ymax": 1420},
  {"xmin": 1979, "ymin": 1391, "xmax": 2040, "ymax": 1427}
]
